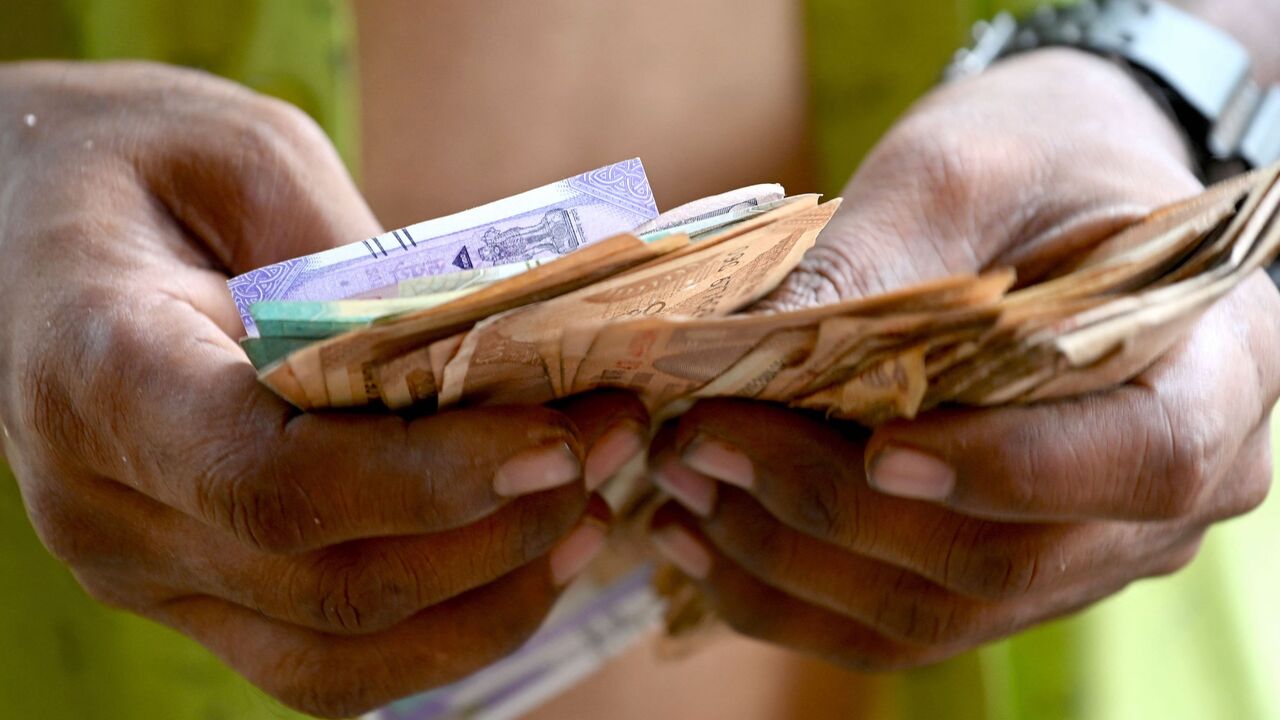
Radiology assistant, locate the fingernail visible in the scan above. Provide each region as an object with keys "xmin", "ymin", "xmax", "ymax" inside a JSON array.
[
  {"xmin": 682, "ymin": 434, "xmax": 754, "ymax": 490},
  {"xmin": 584, "ymin": 421, "xmax": 646, "ymax": 492},
  {"xmin": 494, "ymin": 442, "xmax": 582, "ymax": 497},
  {"xmin": 549, "ymin": 519, "xmax": 608, "ymax": 586},
  {"xmin": 650, "ymin": 525, "xmax": 712, "ymax": 580},
  {"xmin": 653, "ymin": 461, "xmax": 717, "ymax": 518},
  {"xmin": 868, "ymin": 446, "xmax": 955, "ymax": 501}
]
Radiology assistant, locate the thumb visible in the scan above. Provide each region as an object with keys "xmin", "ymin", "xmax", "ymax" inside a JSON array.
[
  {"xmin": 751, "ymin": 196, "xmax": 958, "ymax": 314},
  {"xmin": 140, "ymin": 91, "xmax": 381, "ymax": 274},
  {"xmin": 757, "ymin": 157, "xmax": 1196, "ymax": 316},
  {"xmin": 756, "ymin": 73, "xmax": 1204, "ymax": 314}
]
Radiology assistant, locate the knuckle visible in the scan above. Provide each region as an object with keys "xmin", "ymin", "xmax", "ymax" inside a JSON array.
[
  {"xmin": 842, "ymin": 642, "xmax": 929, "ymax": 674},
  {"xmin": 1150, "ymin": 411, "xmax": 1219, "ymax": 519},
  {"xmin": 514, "ymin": 403, "xmax": 581, "ymax": 439},
  {"xmin": 871, "ymin": 582, "xmax": 979, "ymax": 647},
  {"xmin": 18, "ymin": 288, "xmax": 121, "ymax": 457},
  {"xmin": 195, "ymin": 460, "xmax": 318, "ymax": 554},
  {"xmin": 33, "ymin": 519, "xmax": 91, "ymax": 567},
  {"xmin": 265, "ymin": 650, "xmax": 389, "ymax": 719},
  {"xmin": 306, "ymin": 551, "xmax": 422, "ymax": 634},
  {"xmin": 231, "ymin": 114, "xmax": 297, "ymax": 173},
  {"xmin": 1216, "ymin": 436, "xmax": 1274, "ymax": 519},
  {"xmin": 503, "ymin": 496, "xmax": 581, "ymax": 570},
  {"xmin": 786, "ymin": 469, "xmax": 855, "ymax": 545},
  {"xmin": 254, "ymin": 96, "xmax": 326, "ymax": 149},
  {"xmin": 942, "ymin": 523, "xmax": 1042, "ymax": 600},
  {"xmin": 711, "ymin": 517, "xmax": 798, "ymax": 585},
  {"xmin": 219, "ymin": 109, "xmax": 313, "ymax": 204},
  {"xmin": 80, "ymin": 305, "xmax": 149, "ymax": 411},
  {"xmin": 979, "ymin": 423, "xmax": 1048, "ymax": 512},
  {"xmin": 72, "ymin": 569, "xmax": 154, "ymax": 612},
  {"xmin": 1151, "ymin": 536, "xmax": 1204, "ymax": 577},
  {"xmin": 767, "ymin": 209, "xmax": 923, "ymax": 305},
  {"xmin": 1236, "ymin": 460, "xmax": 1273, "ymax": 516},
  {"xmin": 24, "ymin": 483, "xmax": 96, "ymax": 567},
  {"xmin": 19, "ymin": 349, "xmax": 75, "ymax": 455}
]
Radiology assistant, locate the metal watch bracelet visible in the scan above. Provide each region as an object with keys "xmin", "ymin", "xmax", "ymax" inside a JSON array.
[{"xmin": 944, "ymin": 0, "xmax": 1280, "ymax": 175}]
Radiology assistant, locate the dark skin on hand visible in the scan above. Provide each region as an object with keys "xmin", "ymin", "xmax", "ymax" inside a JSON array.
[
  {"xmin": 647, "ymin": 50, "xmax": 1280, "ymax": 670},
  {"xmin": 0, "ymin": 62, "xmax": 651, "ymax": 718}
]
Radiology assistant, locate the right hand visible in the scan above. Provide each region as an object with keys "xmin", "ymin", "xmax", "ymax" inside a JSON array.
[{"xmin": 0, "ymin": 61, "xmax": 649, "ymax": 717}]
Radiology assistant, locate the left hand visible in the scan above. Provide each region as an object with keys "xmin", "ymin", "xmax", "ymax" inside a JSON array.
[{"xmin": 644, "ymin": 49, "xmax": 1280, "ymax": 669}]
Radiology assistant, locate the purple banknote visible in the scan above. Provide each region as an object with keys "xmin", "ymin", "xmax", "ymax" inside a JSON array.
[{"xmin": 228, "ymin": 158, "xmax": 658, "ymax": 335}]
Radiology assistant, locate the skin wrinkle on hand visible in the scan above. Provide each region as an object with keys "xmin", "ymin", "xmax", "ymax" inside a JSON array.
[
  {"xmin": 648, "ymin": 47, "xmax": 1279, "ymax": 673},
  {"xmin": 0, "ymin": 61, "xmax": 656, "ymax": 718}
]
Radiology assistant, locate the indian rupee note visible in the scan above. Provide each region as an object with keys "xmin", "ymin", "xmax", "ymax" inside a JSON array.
[{"xmin": 229, "ymin": 158, "xmax": 659, "ymax": 335}]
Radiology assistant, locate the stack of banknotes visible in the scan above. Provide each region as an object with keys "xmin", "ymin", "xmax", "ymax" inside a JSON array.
[
  {"xmin": 232, "ymin": 159, "xmax": 1280, "ymax": 720},
  {"xmin": 232, "ymin": 158, "xmax": 1280, "ymax": 427}
]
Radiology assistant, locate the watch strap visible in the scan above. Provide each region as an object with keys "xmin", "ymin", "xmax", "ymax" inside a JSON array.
[{"xmin": 946, "ymin": 1, "xmax": 1280, "ymax": 171}]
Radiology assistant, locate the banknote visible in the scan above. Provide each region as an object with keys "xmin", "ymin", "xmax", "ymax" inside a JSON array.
[
  {"xmin": 363, "ymin": 198, "xmax": 830, "ymax": 410},
  {"xmin": 240, "ymin": 337, "xmax": 313, "ymax": 369},
  {"xmin": 242, "ymin": 158, "xmax": 1280, "ymax": 421},
  {"xmin": 270, "ymin": 194, "xmax": 824, "ymax": 404},
  {"xmin": 433, "ymin": 200, "xmax": 839, "ymax": 408},
  {"xmin": 251, "ymin": 291, "xmax": 481, "ymax": 339},
  {"xmin": 246, "ymin": 192, "xmax": 804, "ymax": 358},
  {"xmin": 634, "ymin": 183, "xmax": 784, "ymax": 237},
  {"xmin": 249, "ymin": 259, "xmax": 552, "ymax": 340},
  {"xmin": 228, "ymin": 158, "xmax": 659, "ymax": 335},
  {"xmin": 267, "ymin": 232, "xmax": 690, "ymax": 407}
]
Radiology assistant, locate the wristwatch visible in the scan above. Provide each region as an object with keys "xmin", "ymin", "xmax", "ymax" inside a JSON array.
[{"xmin": 944, "ymin": 0, "xmax": 1280, "ymax": 180}]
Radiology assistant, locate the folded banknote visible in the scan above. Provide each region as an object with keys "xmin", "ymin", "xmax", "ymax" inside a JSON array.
[
  {"xmin": 228, "ymin": 158, "xmax": 660, "ymax": 335},
  {"xmin": 232, "ymin": 161, "xmax": 1280, "ymax": 428}
]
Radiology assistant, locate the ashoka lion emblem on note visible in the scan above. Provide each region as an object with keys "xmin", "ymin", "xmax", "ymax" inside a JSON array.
[{"xmin": 477, "ymin": 209, "xmax": 583, "ymax": 263}]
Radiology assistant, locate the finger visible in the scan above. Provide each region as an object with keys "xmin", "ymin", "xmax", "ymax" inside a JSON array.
[
  {"xmin": 30, "ymin": 293, "xmax": 598, "ymax": 554},
  {"xmin": 1206, "ymin": 421, "xmax": 1274, "ymax": 522},
  {"xmin": 648, "ymin": 419, "xmax": 719, "ymax": 518},
  {"xmin": 694, "ymin": 490, "xmax": 1202, "ymax": 648},
  {"xmin": 666, "ymin": 399, "xmax": 1180, "ymax": 600},
  {"xmin": 551, "ymin": 389, "xmax": 650, "ymax": 491},
  {"xmin": 754, "ymin": 51, "xmax": 1200, "ymax": 314},
  {"xmin": 135, "ymin": 75, "xmax": 381, "ymax": 272},
  {"xmin": 651, "ymin": 501, "xmax": 1204, "ymax": 667},
  {"xmin": 647, "ymin": 502, "xmax": 948, "ymax": 672},
  {"xmin": 52, "ymin": 469, "xmax": 609, "ymax": 634},
  {"xmin": 153, "ymin": 559, "xmax": 565, "ymax": 719},
  {"xmin": 692, "ymin": 491, "xmax": 1019, "ymax": 647},
  {"xmin": 250, "ymin": 492, "xmax": 611, "ymax": 633},
  {"xmin": 865, "ymin": 272, "xmax": 1280, "ymax": 521}
]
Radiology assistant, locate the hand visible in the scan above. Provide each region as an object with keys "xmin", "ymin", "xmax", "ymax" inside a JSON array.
[
  {"xmin": 644, "ymin": 49, "xmax": 1280, "ymax": 669},
  {"xmin": 0, "ymin": 61, "xmax": 649, "ymax": 717}
]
